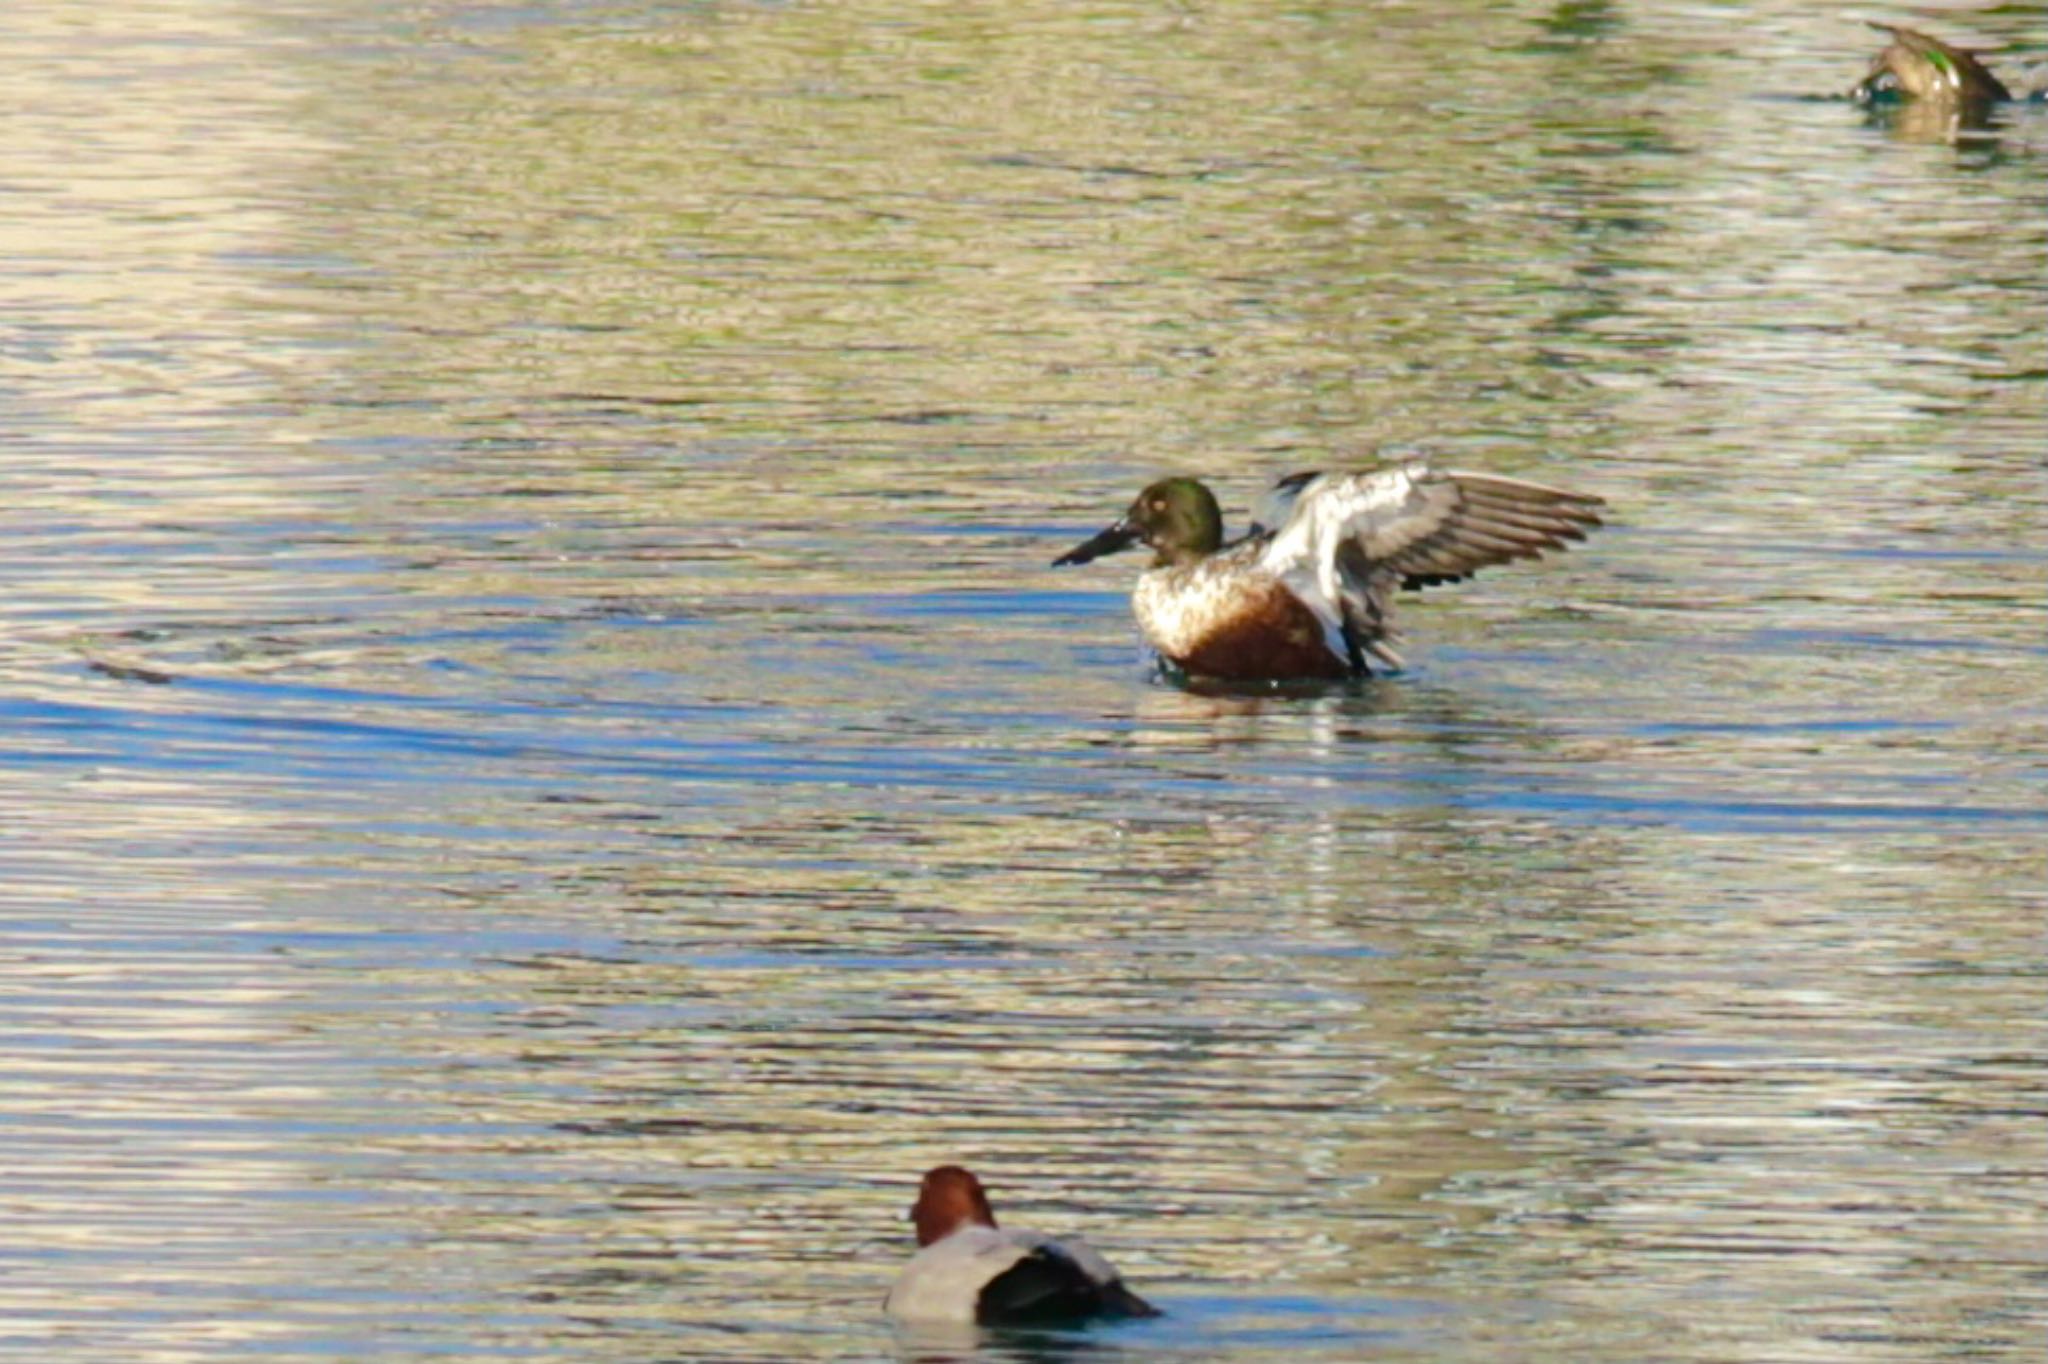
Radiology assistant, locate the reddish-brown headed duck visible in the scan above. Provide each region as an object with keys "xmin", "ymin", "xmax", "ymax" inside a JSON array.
[{"xmin": 884, "ymin": 1165, "xmax": 1159, "ymax": 1326}]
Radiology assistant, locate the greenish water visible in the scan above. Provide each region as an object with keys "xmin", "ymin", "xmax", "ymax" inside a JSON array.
[{"xmin": 1, "ymin": 2, "xmax": 2043, "ymax": 1360}]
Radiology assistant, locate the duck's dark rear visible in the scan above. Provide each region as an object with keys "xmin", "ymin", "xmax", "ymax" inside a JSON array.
[{"xmin": 976, "ymin": 1245, "xmax": 1159, "ymax": 1325}]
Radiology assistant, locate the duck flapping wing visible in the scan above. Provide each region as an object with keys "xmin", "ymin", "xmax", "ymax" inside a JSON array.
[{"xmin": 1258, "ymin": 463, "xmax": 1605, "ymax": 668}]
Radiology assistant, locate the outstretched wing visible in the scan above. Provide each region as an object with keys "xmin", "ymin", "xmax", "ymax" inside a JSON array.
[
  {"xmin": 1259, "ymin": 463, "xmax": 1605, "ymax": 669},
  {"xmin": 1264, "ymin": 463, "xmax": 1603, "ymax": 587}
]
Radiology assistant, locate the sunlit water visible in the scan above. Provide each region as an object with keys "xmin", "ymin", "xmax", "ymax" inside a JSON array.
[{"xmin": 2, "ymin": 2, "xmax": 2043, "ymax": 1360}]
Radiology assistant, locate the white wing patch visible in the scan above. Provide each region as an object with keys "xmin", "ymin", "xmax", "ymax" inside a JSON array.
[{"xmin": 1260, "ymin": 466, "xmax": 1427, "ymax": 610}]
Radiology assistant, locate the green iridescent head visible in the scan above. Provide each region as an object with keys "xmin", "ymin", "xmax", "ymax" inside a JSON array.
[{"xmin": 1052, "ymin": 477, "xmax": 1224, "ymax": 569}]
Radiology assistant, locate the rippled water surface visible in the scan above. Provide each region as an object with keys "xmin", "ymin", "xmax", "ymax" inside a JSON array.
[{"xmin": 3, "ymin": 1, "xmax": 2044, "ymax": 1360}]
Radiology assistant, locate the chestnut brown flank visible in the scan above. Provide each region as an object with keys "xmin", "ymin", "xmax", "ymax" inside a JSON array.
[{"xmin": 1174, "ymin": 581, "xmax": 1346, "ymax": 681}]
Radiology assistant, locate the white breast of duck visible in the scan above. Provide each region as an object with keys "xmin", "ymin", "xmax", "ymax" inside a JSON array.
[
  {"xmin": 885, "ymin": 1166, "xmax": 1159, "ymax": 1326},
  {"xmin": 1130, "ymin": 542, "xmax": 1285, "ymax": 660}
]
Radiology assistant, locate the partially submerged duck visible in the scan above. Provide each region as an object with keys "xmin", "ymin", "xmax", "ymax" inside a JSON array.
[
  {"xmin": 1053, "ymin": 461, "xmax": 1604, "ymax": 684},
  {"xmin": 1853, "ymin": 23, "xmax": 2014, "ymax": 107},
  {"xmin": 884, "ymin": 1166, "xmax": 1159, "ymax": 1326}
]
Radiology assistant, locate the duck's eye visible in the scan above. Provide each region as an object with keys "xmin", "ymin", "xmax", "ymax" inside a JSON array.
[{"xmin": 1150, "ymin": 499, "xmax": 1166, "ymax": 512}]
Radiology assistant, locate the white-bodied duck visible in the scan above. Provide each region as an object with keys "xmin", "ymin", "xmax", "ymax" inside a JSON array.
[{"xmin": 885, "ymin": 1165, "xmax": 1159, "ymax": 1325}]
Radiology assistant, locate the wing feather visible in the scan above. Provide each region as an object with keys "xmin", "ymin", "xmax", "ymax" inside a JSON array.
[
  {"xmin": 1262, "ymin": 464, "xmax": 1604, "ymax": 583},
  {"xmin": 1381, "ymin": 470, "xmax": 1604, "ymax": 585},
  {"xmin": 1257, "ymin": 462, "xmax": 1605, "ymax": 668}
]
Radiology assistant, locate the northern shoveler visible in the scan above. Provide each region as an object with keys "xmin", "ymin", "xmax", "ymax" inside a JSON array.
[
  {"xmin": 884, "ymin": 1165, "xmax": 1159, "ymax": 1325},
  {"xmin": 1853, "ymin": 24, "xmax": 2013, "ymax": 106},
  {"xmin": 1052, "ymin": 461, "xmax": 1605, "ymax": 682}
]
